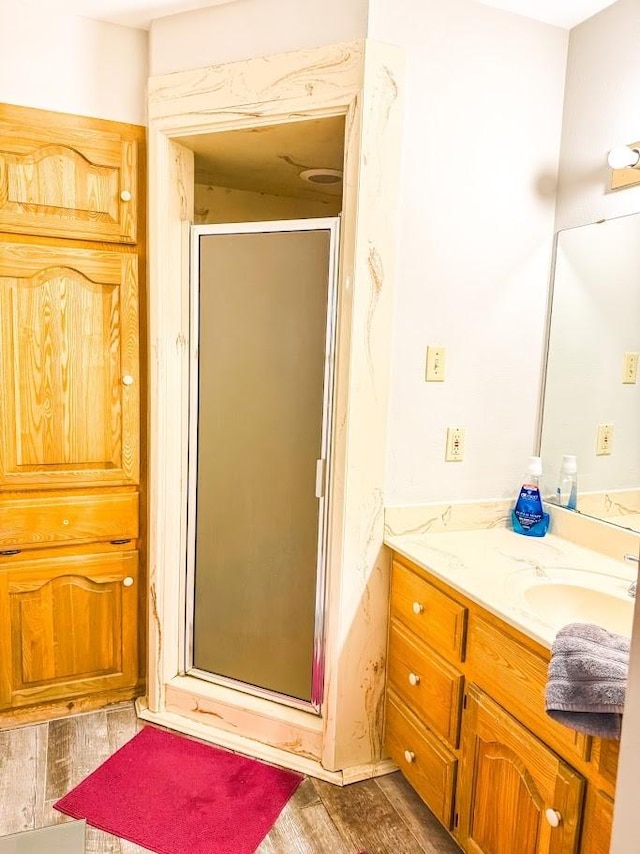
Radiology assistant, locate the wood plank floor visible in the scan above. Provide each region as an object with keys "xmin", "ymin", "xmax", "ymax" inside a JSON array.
[{"xmin": 0, "ymin": 705, "xmax": 461, "ymax": 853}]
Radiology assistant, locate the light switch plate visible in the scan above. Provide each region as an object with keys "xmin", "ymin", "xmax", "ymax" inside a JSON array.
[
  {"xmin": 425, "ymin": 346, "xmax": 446, "ymax": 382},
  {"xmin": 623, "ymin": 351, "xmax": 638, "ymax": 384}
]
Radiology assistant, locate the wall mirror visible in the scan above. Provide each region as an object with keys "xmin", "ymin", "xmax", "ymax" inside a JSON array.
[{"xmin": 539, "ymin": 212, "xmax": 640, "ymax": 532}]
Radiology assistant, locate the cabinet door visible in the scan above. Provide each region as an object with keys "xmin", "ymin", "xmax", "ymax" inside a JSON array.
[
  {"xmin": 580, "ymin": 789, "xmax": 613, "ymax": 854},
  {"xmin": 0, "ymin": 105, "xmax": 138, "ymax": 243},
  {"xmin": 0, "ymin": 549, "xmax": 138, "ymax": 710},
  {"xmin": 0, "ymin": 242, "xmax": 139, "ymax": 488},
  {"xmin": 457, "ymin": 686, "xmax": 584, "ymax": 854}
]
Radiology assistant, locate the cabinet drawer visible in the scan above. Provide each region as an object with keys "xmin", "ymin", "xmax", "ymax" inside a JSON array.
[
  {"xmin": 388, "ymin": 619, "xmax": 464, "ymax": 747},
  {"xmin": 385, "ymin": 690, "xmax": 457, "ymax": 829},
  {"xmin": 391, "ymin": 559, "xmax": 467, "ymax": 662},
  {"xmin": 466, "ymin": 613, "xmax": 590, "ymax": 762},
  {"xmin": 0, "ymin": 493, "xmax": 138, "ymax": 549}
]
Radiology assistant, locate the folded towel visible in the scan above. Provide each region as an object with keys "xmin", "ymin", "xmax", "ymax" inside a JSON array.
[{"xmin": 545, "ymin": 622, "xmax": 630, "ymax": 740}]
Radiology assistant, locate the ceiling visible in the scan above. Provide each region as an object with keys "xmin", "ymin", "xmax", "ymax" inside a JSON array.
[
  {"xmin": 22, "ymin": 0, "xmax": 619, "ymax": 30},
  {"xmin": 177, "ymin": 116, "xmax": 346, "ymax": 201}
]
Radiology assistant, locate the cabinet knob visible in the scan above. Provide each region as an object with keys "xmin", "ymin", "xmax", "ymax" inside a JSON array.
[
  {"xmin": 403, "ymin": 749, "xmax": 416, "ymax": 764},
  {"xmin": 545, "ymin": 809, "xmax": 562, "ymax": 828},
  {"xmin": 120, "ymin": 190, "xmax": 132, "ymax": 202},
  {"xmin": 122, "ymin": 375, "xmax": 134, "ymax": 386},
  {"xmin": 408, "ymin": 672, "xmax": 421, "ymax": 686},
  {"xmin": 412, "ymin": 601, "xmax": 424, "ymax": 615},
  {"xmin": 123, "ymin": 576, "xmax": 134, "ymax": 587}
]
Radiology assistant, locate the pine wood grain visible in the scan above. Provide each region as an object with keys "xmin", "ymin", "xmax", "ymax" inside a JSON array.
[
  {"xmin": 3, "ymin": 550, "xmax": 138, "ymax": 710},
  {"xmin": 0, "ymin": 103, "xmax": 141, "ymax": 244},
  {"xmin": 0, "ymin": 241, "xmax": 140, "ymax": 489}
]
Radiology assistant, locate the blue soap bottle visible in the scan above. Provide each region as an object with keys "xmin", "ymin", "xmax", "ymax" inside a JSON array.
[{"xmin": 512, "ymin": 456, "xmax": 550, "ymax": 537}]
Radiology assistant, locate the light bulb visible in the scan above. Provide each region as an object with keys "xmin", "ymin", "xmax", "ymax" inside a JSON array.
[{"xmin": 607, "ymin": 145, "xmax": 640, "ymax": 170}]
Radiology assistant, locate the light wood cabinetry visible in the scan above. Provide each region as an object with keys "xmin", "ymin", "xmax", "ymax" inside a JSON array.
[
  {"xmin": 0, "ymin": 241, "xmax": 140, "ymax": 489},
  {"xmin": 0, "ymin": 104, "xmax": 138, "ymax": 244},
  {"xmin": 458, "ymin": 687, "xmax": 583, "ymax": 854},
  {"xmin": 0, "ymin": 548, "xmax": 138, "ymax": 709},
  {"xmin": 0, "ymin": 103, "xmax": 145, "ymax": 725},
  {"xmin": 385, "ymin": 553, "xmax": 620, "ymax": 854}
]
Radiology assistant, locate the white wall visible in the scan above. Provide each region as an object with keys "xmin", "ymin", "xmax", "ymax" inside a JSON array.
[
  {"xmin": 150, "ymin": 0, "xmax": 368, "ymax": 76},
  {"xmin": 0, "ymin": 0, "xmax": 148, "ymax": 125},
  {"xmin": 371, "ymin": 0, "xmax": 568, "ymax": 506},
  {"xmin": 555, "ymin": 0, "xmax": 640, "ymax": 230}
]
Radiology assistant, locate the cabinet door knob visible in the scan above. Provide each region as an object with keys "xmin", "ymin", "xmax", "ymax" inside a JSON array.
[
  {"xmin": 120, "ymin": 190, "xmax": 132, "ymax": 202},
  {"xmin": 403, "ymin": 749, "xmax": 416, "ymax": 764},
  {"xmin": 123, "ymin": 576, "xmax": 134, "ymax": 587},
  {"xmin": 408, "ymin": 672, "xmax": 421, "ymax": 686},
  {"xmin": 122, "ymin": 375, "xmax": 134, "ymax": 386},
  {"xmin": 545, "ymin": 809, "xmax": 562, "ymax": 828},
  {"xmin": 412, "ymin": 601, "xmax": 424, "ymax": 615}
]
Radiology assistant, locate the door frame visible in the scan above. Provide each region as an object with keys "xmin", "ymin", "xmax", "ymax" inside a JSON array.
[{"xmin": 185, "ymin": 218, "xmax": 341, "ymax": 713}]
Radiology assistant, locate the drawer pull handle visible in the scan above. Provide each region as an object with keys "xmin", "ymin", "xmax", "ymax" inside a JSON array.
[
  {"xmin": 0, "ymin": 549, "xmax": 21, "ymax": 556},
  {"xmin": 412, "ymin": 601, "xmax": 424, "ymax": 615},
  {"xmin": 122, "ymin": 374, "xmax": 134, "ymax": 386},
  {"xmin": 408, "ymin": 672, "xmax": 420, "ymax": 686},
  {"xmin": 62, "ymin": 519, "xmax": 70, "ymax": 526},
  {"xmin": 120, "ymin": 190, "xmax": 132, "ymax": 202},
  {"xmin": 545, "ymin": 809, "xmax": 562, "ymax": 828},
  {"xmin": 403, "ymin": 750, "xmax": 416, "ymax": 764},
  {"xmin": 111, "ymin": 539, "xmax": 132, "ymax": 545},
  {"xmin": 123, "ymin": 576, "xmax": 134, "ymax": 587}
]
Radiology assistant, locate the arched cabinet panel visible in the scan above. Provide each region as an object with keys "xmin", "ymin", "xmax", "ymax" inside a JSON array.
[{"xmin": 0, "ymin": 549, "xmax": 138, "ymax": 709}]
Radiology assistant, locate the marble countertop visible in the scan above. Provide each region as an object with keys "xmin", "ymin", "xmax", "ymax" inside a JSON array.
[{"xmin": 385, "ymin": 527, "xmax": 638, "ymax": 649}]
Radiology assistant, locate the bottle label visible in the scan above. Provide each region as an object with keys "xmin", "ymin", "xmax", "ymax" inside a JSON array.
[{"xmin": 514, "ymin": 485, "xmax": 544, "ymax": 530}]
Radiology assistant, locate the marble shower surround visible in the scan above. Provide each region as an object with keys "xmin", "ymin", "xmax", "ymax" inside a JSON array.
[{"xmin": 144, "ymin": 39, "xmax": 405, "ymax": 781}]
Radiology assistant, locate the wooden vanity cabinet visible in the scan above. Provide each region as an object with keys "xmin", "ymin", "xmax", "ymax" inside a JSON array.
[
  {"xmin": 385, "ymin": 553, "xmax": 619, "ymax": 854},
  {"xmin": 0, "ymin": 103, "xmax": 145, "ymax": 725},
  {"xmin": 457, "ymin": 687, "xmax": 583, "ymax": 854}
]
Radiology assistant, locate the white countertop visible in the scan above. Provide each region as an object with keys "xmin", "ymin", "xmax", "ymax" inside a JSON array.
[{"xmin": 385, "ymin": 527, "xmax": 638, "ymax": 649}]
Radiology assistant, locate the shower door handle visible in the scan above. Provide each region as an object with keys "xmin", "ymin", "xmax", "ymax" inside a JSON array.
[{"xmin": 315, "ymin": 459, "xmax": 326, "ymax": 499}]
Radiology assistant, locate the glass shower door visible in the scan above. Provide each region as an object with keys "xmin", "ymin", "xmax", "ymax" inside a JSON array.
[{"xmin": 187, "ymin": 219, "xmax": 339, "ymax": 710}]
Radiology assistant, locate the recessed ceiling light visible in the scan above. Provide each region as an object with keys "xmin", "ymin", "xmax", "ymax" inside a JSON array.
[{"xmin": 299, "ymin": 168, "xmax": 343, "ymax": 185}]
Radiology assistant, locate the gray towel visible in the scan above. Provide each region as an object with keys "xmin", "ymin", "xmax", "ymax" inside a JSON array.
[{"xmin": 545, "ymin": 622, "xmax": 630, "ymax": 740}]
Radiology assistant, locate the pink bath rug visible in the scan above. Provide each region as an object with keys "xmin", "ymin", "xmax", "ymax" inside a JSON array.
[{"xmin": 54, "ymin": 725, "xmax": 303, "ymax": 854}]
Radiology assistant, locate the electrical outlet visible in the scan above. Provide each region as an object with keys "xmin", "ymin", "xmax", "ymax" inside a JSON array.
[
  {"xmin": 596, "ymin": 423, "xmax": 614, "ymax": 456},
  {"xmin": 623, "ymin": 351, "xmax": 639, "ymax": 384},
  {"xmin": 445, "ymin": 427, "xmax": 465, "ymax": 461},
  {"xmin": 426, "ymin": 346, "xmax": 446, "ymax": 382}
]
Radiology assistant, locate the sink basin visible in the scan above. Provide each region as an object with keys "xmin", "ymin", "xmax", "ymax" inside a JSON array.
[
  {"xmin": 524, "ymin": 583, "xmax": 634, "ymax": 637},
  {"xmin": 507, "ymin": 566, "xmax": 636, "ymax": 637}
]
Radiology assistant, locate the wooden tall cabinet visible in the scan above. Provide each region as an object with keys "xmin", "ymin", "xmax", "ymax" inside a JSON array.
[{"xmin": 0, "ymin": 104, "xmax": 146, "ymax": 726}]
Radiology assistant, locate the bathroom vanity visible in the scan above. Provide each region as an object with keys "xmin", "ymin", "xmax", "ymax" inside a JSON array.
[{"xmin": 384, "ymin": 512, "xmax": 638, "ymax": 854}]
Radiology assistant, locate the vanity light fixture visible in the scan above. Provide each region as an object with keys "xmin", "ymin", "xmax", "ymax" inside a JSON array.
[{"xmin": 608, "ymin": 142, "xmax": 640, "ymax": 190}]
